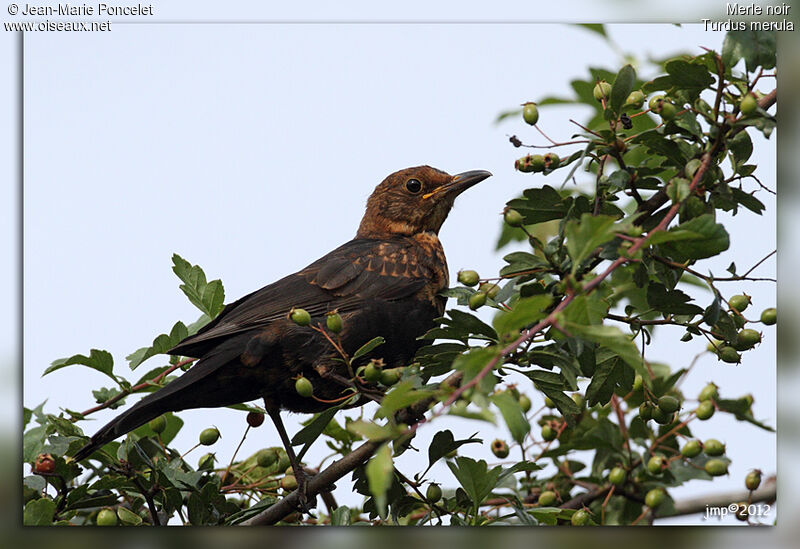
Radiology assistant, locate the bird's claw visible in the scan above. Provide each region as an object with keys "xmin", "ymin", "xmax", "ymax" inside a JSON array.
[{"xmin": 293, "ymin": 468, "xmax": 315, "ymax": 515}]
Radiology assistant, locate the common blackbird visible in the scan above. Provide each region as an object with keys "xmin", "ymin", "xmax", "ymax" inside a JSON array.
[{"xmin": 73, "ymin": 165, "xmax": 491, "ymax": 505}]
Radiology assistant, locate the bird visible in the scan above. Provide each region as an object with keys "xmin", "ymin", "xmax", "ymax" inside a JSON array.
[{"xmin": 72, "ymin": 165, "xmax": 491, "ymax": 508}]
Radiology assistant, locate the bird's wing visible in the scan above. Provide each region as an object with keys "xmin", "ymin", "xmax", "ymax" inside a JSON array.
[{"xmin": 168, "ymin": 238, "xmax": 435, "ymax": 357}]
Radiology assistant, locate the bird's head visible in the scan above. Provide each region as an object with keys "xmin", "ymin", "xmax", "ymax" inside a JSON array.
[{"xmin": 356, "ymin": 166, "xmax": 492, "ymax": 238}]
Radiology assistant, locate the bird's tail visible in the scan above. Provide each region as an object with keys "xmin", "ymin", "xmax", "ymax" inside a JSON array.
[
  {"xmin": 72, "ymin": 392, "xmax": 174, "ymax": 461},
  {"xmin": 73, "ymin": 336, "xmax": 259, "ymax": 462}
]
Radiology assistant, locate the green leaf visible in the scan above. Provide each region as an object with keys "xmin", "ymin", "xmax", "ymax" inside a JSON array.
[
  {"xmin": 717, "ymin": 398, "xmax": 775, "ymax": 431},
  {"xmin": 376, "ymin": 381, "xmax": 432, "ymax": 419},
  {"xmin": 576, "ymin": 23, "xmax": 607, "ymax": 38},
  {"xmin": 452, "ymin": 347, "xmax": 501, "ymax": 394},
  {"xmin": 492, "ymin": 295, "xmax": 552, "ymax": 337},
  {"xmin": 646, "ymin": 282, "xmax": 704, "ymax": 316},
  {"xmin": 490, "ymin": 391, "xmax": 530, "ymax": 443},
  {"xmin": 126, "ymin": 321, "xmax": 189, "ymax": 370},
  {"xmin": 446, "ymin": 457, "xmax": 500, "ymax": 510},
  {"xmin": 563, "ymin": 294, "xmax": 609, "ymax": 326},
  {"xmin": 172, "ymin": 253, "xmax": 226, "ymax": 319},
  {"xmin": 24, "ymin": 498, "xmax": 56, "ymax": 525},
  {"xmin": 346, "ymin": 419, "xmax": 394, "ymax": 441},
  {"xmin": 585, "ymin": 356, "xmax": 626, "ymax": 406},
  {"xmin": 730, "ymin": 187, "xmax": 765, "ymax": 215},
  {"xmin": 117, "ymin": 506, "xmax": 143, "ymax": 525},
  {"xmin": 654, "ymin": 214, "xmax": 730, "ymax": 261},
  {"xmin": 665, "ymin": 60, "xmax": 714, "ymax": 93},
  {"xmin": 506, "ymin": 186, "xmax": 570, "ymax": 225},
  {"xmin": 422, "ymin": 310, "xmax": 497, "ymax": 343},
  {"xmin": 366, "ymin": 443, "xmax": 394, "ymax": 518},
  {"xmin": 426, "ymin": 430, "xmax": 481, "ymax": 471},
  {"xmin": 45, "ymin": 349, "xmax": 115, "ymax": 382},
  {"xmin": 292, "ymin": 402, "xmax": 347, "ymax": 446},
  {"xmin": 729, "ymin": 130, "xmax": 753, "ymax": 165},
  {"xmin": 563, "ymin": 322, "xmax": 647, "ymax": 380},
  {"xmin": 331, "ymin": 505, "xmax": 352, "ymax": 526},
  {"xmin": 352, "ymin": 337, "xmax": 385, "ymax": 361},
  {"xmin": 499, "ymin": 251, "xmax": 549, "ymax": 277},
  {"xmin": 565, "ymin": 214, "xmax": 620, "ymax": 273},
  {"xmin": 722, "ymin": 29, "xmax": 776, "ymax": 72},
  {"xmin": 631, "ymin": 131, "xmax": 687, "ymax": 167},
  {"xmin": 610, "ymin": 64, "xmax": 636, "ymax": 113}
]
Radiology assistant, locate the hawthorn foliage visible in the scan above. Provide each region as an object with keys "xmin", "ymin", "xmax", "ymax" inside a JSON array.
[{"xmin": 23, "ymin": 29, "xmax": 777, "ymax": 526}]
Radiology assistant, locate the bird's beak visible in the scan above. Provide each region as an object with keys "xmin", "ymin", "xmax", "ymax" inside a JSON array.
[{"xmin": 423, "ymin": 170, "xmax": 492, "ymax": 200}]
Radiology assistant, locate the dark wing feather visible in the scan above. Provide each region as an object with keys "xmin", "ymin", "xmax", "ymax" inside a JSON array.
[{"xmin": 169, "ymin": 238, "xmax": 432, "ymax": 357}]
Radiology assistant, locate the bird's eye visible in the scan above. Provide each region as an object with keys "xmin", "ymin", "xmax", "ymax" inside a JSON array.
[{"xmin": 405, "ymin": 179, "xmax": 422, "ymax": 194}]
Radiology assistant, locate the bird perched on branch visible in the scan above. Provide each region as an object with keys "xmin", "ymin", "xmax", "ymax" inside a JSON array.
[{"xmin": 73, "ymin": 165, "xmax": 491, "ymax": 508}]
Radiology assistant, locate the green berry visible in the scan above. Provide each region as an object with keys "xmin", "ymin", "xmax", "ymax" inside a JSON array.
[
  {"xmin": 148, "ymin": 415, "xmax": 167, "ymax": 434},
  {"xmin": 571, "ymin": 509, "xmax": 590, "ymax": 526},
  {"xmin": 518, "ymin": 394, "xmax": 532, "ymax": 413},
  {"xmin": 479, "ymin": 282, "xmax": 501, "ymax": 299},
  {"xmin": 651, "ymin": 407, "xmax": 674, "ymax": 425},
  {"xmin": 504, "ymin": 208, "xmax": 524, "ymax": 227},
  {"xmin": 593, "ymin": 81, "xmax": 612, "ymax": 101},
  {"xmin": 718, "ymin": 346, "xmax": 741, "ymax": 364},
  {"xmin": 281, "ymin": 474, "xmax": 298, "ymax": 491},
  {"xmin": 633, "ymin": 375, "xmax": 643, "ymax": 392},
  {"xmin": 326, "ymin": 312, "xmax": 343, "ymax": 333},
  {"xmin": 624, "ymin": 90, "xmax": 645, "ymax": 109},
  {"xmin": 468, "ymin": 292, "xmax": 487, "ymax": 310},
  {"xmin": 491, "ymin": 438, "xmax": 510, "ymax": 458},
  {"xmin": 96, "ymin": 508, "xmax": 118, "ymax": 526},
  {"xmin": 295, "ymin": 376, "xmax": 314, "ymax": 397},
  {"xmin": 246, "ymin": 412, "xmax": 265, "ymax": 428},
  {"xmin": 426, "ymin": 483, "xmax": 443, "ymax": 503},
  {"xmin": 380, "ymin": 367, "xmax": 402, "ymax": 386},
  {"xmin": 706, "ymin": 339, "xmax": 723, "ymax": 353},
  {"xmin": 515, "ymin": 156, "xmax": 535, "ymax": 173},
  {"xmin": 522, "ymin": 102, "xmax": 540, "ymax": 125},
  {"xmin": 647, "ymin": 455, "xmax": 664, "ymax": 475},
  {"xmin": 681, "ymin": 440, "xmax": 703, "ymax": 458},
  {"xmin": 649, "ymin": 95, "xmax": 665, "ymax": 111},
  {"xmin": 457, "ymin": 270, "xmax": 480, "ymax": 287},
  {"xmin": 745, "ymin": 470, "xmax": 761, "ymax": 491},
  {"xmin": 571, "ymin": 393, "xmax": 585, "ymax": 409},
  {"xmin": 544, "ymin": 396, "xmax": 555, "ymax": 408},
  {"xmin": 734, "ymin": 502, "xmax": 749, "ymax": 522},
  {"xmin": 529, "ymin": 154, "xmax": 546, "ymax": 172},
  {"xmin": 685, "ymin": 158, "xmax": 703, "ymax": 180},
  {"xmin": 199, "ymin": 427, "xmax": 220, "ymax": 446},
  {"xmin": 704, "ymin": 458, "xmax": 728, "ymax": 476},
  {"xmin": 363, "ymin": 360, "xmax": 383, "ymax": 382},
  {"xmin": 732, "ymin": 313, "xmax": 747, "ymax": 329},
  {"xmin": 290, "ymin": 308, "xmax": 311, "ymax": 326},
  {"xmin": 609, "ymin": 467, "xmax": 626, "ymax": 486},
  {"xmin": 734, "ymin": 329, "xmax": 761, "ymax": 351},
  {"xmin": 639, "ymin": 402, "xmax": 655, "ymax": 421},
  {"xmin": 695, "ymin": 400, "xmax": 715, "ymax": 420},
  {"xmin": 658, "ymin": 395, "xmax": 681, "ymax": 414},
  {"xmin": 538, "ymin": 490, "xmax": 557, "ymax": 507},
  {"xmin": 760, "ymin": 307, "xmax": 776, "ymax": 325},
  {"xmin": 541, "ymin": 424, "xmax": 557, "ymax": 441},
  {"xmin": 740, "ymin": 93, "xmax": 758, "ymax": 115},
  {"xmin": 543, "ymin": 152, "xmax": 560, "ymax": 170},
  {"xmin": 645, "ymin": 488, "xmax": 666, "ymax": 509},
  {"xmin": 658, "ymin": 102, "xmax": 677, "ymax": 120},
  {"xmin": 704, "ymin": 439, "xmax": 725, "ymax": 456},
  {"xmin": 729, "ymin": 294, "xmax": 751, "ymax": 312},
  {"xmin": 256, "ymin": 449, "xmax": 278, "ymax": 468},
  {"xmin": 197, "ymin": 453, "xmax": 215, "ymax": 470},
  {"xmin": 698, "ymin": 383, "xmax": 719, "ymax": 402}
]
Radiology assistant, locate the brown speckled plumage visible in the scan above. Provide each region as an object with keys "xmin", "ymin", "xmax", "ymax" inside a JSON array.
[{"xmin": 74, "ymin": 166, "xmax": 491, "ymax": 463}]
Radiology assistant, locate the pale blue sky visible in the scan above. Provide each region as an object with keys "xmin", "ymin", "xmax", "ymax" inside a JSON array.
[{"xmin": 8, "ymin": 12, "xmax": 778, "ymax": 525}]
